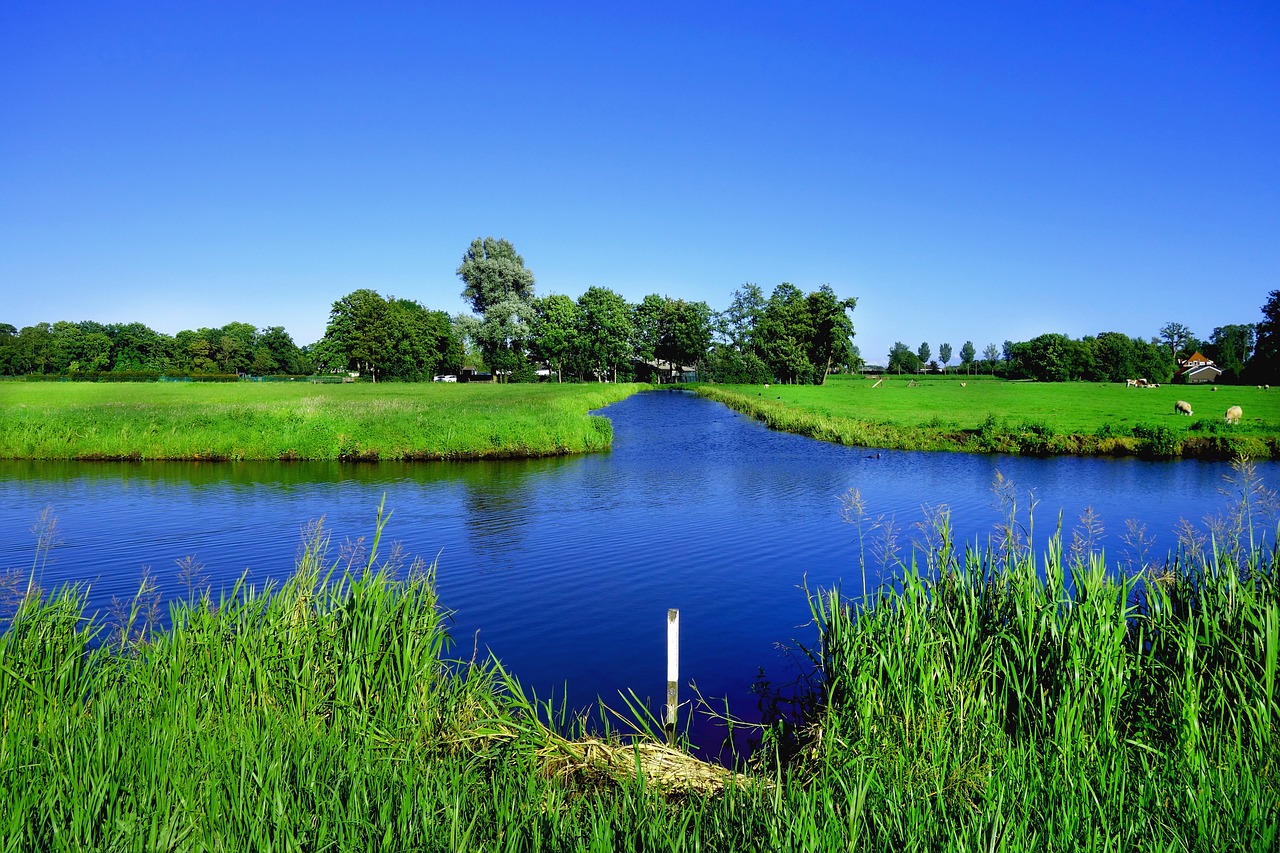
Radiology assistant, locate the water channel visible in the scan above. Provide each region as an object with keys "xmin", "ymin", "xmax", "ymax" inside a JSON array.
[{"xmin": 1, "ymin": 390, "xmax": 1274, "ymax": 751}]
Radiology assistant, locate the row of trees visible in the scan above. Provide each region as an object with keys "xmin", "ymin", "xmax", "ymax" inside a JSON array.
[
  {"xmin": 879, "ymin": 296, "xmax": 1276, "ymax": 385},
  {"xmin": 0, "ymin": 320, "xmax": 310, "ymax": 377},
  {"xmin": 449, "ymin": 238, "xmax": 859, "ymax": 384},
  {"xmin": 887, "ymin": 341, "xmax": 991, "ymax": 375},
  {"xmin": 996, "ymin": 317, "xmax": 1267, "ymax": 384}
]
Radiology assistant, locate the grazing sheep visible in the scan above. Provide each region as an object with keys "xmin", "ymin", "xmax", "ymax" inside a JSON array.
[
  {"xmin": 960, "ymin": 382, "xmax": 967, "ymax": 388},
  {"xmin": 1225, "ymin": 405, "xmax": 1243, "ymax": 424},
  {"xmin": 1174, "ymin": 400, "xmax": 1193, "ymax": 416}
]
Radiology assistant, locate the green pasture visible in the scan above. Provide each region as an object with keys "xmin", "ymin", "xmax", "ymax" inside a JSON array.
[
  {"xmin": 0, "ymin": 381, "xmax": 645, "ymax": 461},
  {"xmin": 699, "ymin": 375, "xmax": 1280, "ymax": 458}
]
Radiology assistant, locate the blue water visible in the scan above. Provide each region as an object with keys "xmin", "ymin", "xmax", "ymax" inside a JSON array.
[{"xmin": 0, "ymin": 390, "xmax": 1273, "ymax": 752}]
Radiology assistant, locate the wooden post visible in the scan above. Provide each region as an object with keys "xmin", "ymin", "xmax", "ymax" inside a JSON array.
[{"xmin": 665, "ymin": 608, "xmax": 679, "ymax": 745}]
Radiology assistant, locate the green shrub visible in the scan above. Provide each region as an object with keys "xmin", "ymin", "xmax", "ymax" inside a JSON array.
[{"xmin": 1131, "ymin": 423, "xmax": 1182, "ymax": 458}]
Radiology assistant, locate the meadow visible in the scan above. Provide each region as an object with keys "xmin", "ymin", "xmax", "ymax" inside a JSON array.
[
  {"xmin": 698, "ymin": 375, "xmax": 1280, "ymax": 458},
  {"xmin": 0, "ymin": 381, "xmax": 645, "ymax": 461},
  {"xmin": 2, "ymin": 469, "xmax": 1276, "ymax": 851}
]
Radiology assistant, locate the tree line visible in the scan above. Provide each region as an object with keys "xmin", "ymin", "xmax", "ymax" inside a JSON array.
[
  {"xmin": 0, "ymin": 237, "xmax": 858, "ymax": 385},
  {"xmin": 880, "ymin": 298, "xmax": 1276, "ymax": 385},
  {"xmin": 311, "ymin": 237, "xmax": 859, "ymax": 384},
  {"xmin": 8, "ymin": 234, "xmax": 1273, "ymax": 386},
  {"xmin": 0, "ymin": 320, "xmax": 311, "ymax": 378}
]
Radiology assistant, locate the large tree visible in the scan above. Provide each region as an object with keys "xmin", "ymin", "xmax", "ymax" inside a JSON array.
[
  {"xmin": 718, "ymin": 282, "xmax": 766, "ymax": 352},
  {"xmin": 457, "ymin": 238, "xmax": 537, "ymax": 379},
  {"xmin": 457, "ymin": 238, "xmax": 536, "ymax": 315},
  {"xmin": 530, "ymin": 294, "xmax": 581, "ymax": 382},
  {"xmin": 887, "ymin": 341, "xmax": 921, "ymax": 374},
  {"xmin": 804, "ymin": 285, "xmax": 857, "ymax": 383},
  {"xmin": 756, "ymin": 284, "xmax": 813, "ymax": 384},
  {"xmin": 634, "ymin": 295, "xmax": 712, "ymax": 382},
  {"xmin": 959, "ymin": 341, "xmax": 976, "ymax": 374},
  {"xmin": 1247, "ymin": 291, "xmax": 1280, "ymax": 383},
  {"xmin": 1205, "ymin": 324, "xmax": 1255, "ymax": 382},
  {"xmin": 319, "ymin": 290, "xmax": 458, "ymax": 381},
  {"xmin": 1158, "ymin": 321, "xmax": 1196, "ymax": 362},
  {"xmin": 575, "ymin": 287, "xmax": 634, "ymax": 382},
  {"xmin": 322, "ymin": 290, "xmax": 391, "ymax": 380}
]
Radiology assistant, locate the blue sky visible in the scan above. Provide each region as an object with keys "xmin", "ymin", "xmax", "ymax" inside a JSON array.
[{"xmin": 2, "ymin": 1, "xmax": 1276, "ymax": 364}]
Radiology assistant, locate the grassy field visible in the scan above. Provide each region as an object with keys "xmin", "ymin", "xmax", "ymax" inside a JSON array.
[
  {"xmin": 698, "ymin": 375, "xmax": 1280, "ymax": 458},
  {"xmin": 0, "ymin": 381, "xmax": 646, "ymax": 461},
  {"xmin": 2, "ymin": 479, "xmax": 1275, "ymax": 851}
]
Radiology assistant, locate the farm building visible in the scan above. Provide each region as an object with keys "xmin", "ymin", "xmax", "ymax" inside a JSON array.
[{"xmin": 1175, "ymin": 352, "xmax": 1223, "ymax": 384}]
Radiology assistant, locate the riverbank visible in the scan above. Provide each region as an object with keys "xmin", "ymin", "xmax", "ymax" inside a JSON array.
[
  {"xmin": 3, "ymin": 486, "xmax": 1275, "ymax": 850},
  {"xmin": 697, "ymin": 376, "xmax": 1280, "ymax": 459},
  {"xmin": 0, "ymin": 382, "xmax": 647, "ymax": 460}
]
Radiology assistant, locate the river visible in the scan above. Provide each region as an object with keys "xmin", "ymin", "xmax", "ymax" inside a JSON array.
[{"xmin": 0, "ymin": 390, "xmax": 1274, "ymax": 752}]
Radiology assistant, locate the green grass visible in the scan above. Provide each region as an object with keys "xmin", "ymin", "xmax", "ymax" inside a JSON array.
[
  {"xmin": 3, "ymin": 467, "xmax": 1278, "ymax": 850},
  {"xmin": 0, "ymin": 381, "xmax": 647, "ymax": 460},
  {"xmin": 697, "ymin": 374, "xmax": 1280, "ymax": 458}
]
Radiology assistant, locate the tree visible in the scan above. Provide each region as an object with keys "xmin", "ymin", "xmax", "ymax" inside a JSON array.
[
  {"xmin": 959, "ymin": 341, "xmax": 976, "ymax": 374},
  {"xmin": 256, "ymin": 326, "xmax": 310, "ymax": 375},
  {"xmin": 887, "ymin": 342, "xmax": 921, "ymax": 374},
  {"xmin": 1086, "ymin": 331, "xmax": 1140, "ymax": 383},
  {"xmin": 983, "ymin": 343, "xmax": 999, "ymax": 374},
  {"xmin": 805, "ymin": 285, "xmax": 857, "ymax": 383},
  {"xmin": 1247, "ymin": 292, "xmax": 1280, "ymax": 383},
  {"xmin": 108, "ymin": 322, "xmax": 170, "ymax": 372},
  {"xmin": 756, "ymin": 284, "xmax": 814, "ymax": 384},
  {"xmin": 635, "ymin": 295, "xmax": 712, "ymax": 382},
  {"xmin": 718, "ymin": 283, "xmax": 765, "ymax": 352},
  {"xmin": 323, "ymin": 289, "xmax": 392, "ymax": 380},
  {"xmin": 473, "ymin": 296, "xmax": 535, "ymax": 381},
  {"xmin": 1007, "ymin": 333, "xmax": 1084, "ymax": 381},
  {"xmin": 576, "ymin": 287, "xmax": 633, "ymax": 382},
  {"xmin": 1159, "ymin": 322, "xmax": 1196, "ymax": 362},
  {"xmin": 938, "ymin": 342, "xmax": 952, "ymax": 372},
  {"xmin": 1205, "ymin": 324, "xmax": 1255, "ymax": 383},
  {"xmin": 457, "ymin": 238, "xmax": 538, "ymax": 379},
  {"xmin": 530, "ymin": 294, "xmax": 581, "ymax": 382},
  {"xmin": 917, "ymin": 342, "xmax": 930, "ymax": 367},
  {"xmin": 457, "ymin": 238, "xmax": 536, "ymax": 315}
]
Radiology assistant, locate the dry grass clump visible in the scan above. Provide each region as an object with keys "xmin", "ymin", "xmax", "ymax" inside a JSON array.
[{"xmin": 538, "ymin": 737, "xmax": 754, "ymax": 796}]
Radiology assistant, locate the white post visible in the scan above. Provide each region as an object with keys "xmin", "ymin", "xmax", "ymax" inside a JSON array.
[{"xmin": 665, "ymin": 608, "xmax": 679, "ymax": 745}]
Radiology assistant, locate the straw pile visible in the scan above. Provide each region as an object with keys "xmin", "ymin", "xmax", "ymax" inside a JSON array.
[{"xmin": 538, "ymin": 737, "xmax": 758, "ymax": 796}]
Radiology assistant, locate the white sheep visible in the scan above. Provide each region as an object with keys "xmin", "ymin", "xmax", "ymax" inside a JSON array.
[
  {"xmin": 1225, "ymin": 405, "xmax": 1243, "ymax": 424},
  {"xmin": 1174, "ymin": 400, "xmax": 1193, "ymax": 416}
]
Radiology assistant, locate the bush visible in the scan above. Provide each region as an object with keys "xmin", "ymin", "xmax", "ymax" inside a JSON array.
[{"xmin": 1131, "ymin": 423, "xmax": 1181, "ymax": 458}]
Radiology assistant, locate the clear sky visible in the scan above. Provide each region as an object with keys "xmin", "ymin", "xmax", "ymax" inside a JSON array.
[{"xmin": 2, "ymin": 1, "xmax": 1277, "ymax": 364}]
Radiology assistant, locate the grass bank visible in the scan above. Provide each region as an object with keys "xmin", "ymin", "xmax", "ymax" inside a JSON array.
[
  {"xmin": 697, "ymin": 375, "xmax": 1280, "ymax": 458},
  {"xmin": 0, "ymin": 382, "xmax": 646, "ymax": 461},
  {"xmin": 3, "ymin": 470, "xmax": 1277, "ymax": 850}
]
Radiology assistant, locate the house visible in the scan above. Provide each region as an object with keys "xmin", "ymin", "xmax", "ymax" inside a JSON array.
[{"xmin": 1175, "ymin": 352, "xmax": 1223, "ymax": 384}]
